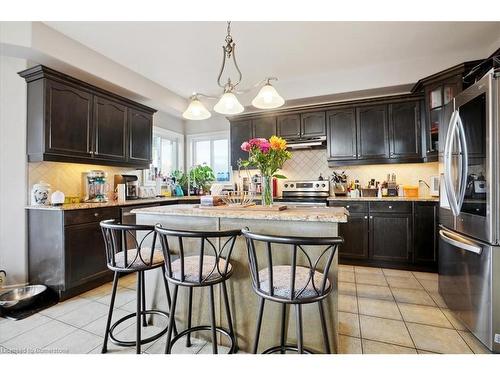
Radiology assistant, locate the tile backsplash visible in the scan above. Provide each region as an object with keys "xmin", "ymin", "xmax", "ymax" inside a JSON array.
[
  {"xmin": 233, "ymin": 148, "xmax": 439, "ymax": 192},
  {"xmin": 28, "ymin": 161, "xmax": 142, "ymax": 200}
]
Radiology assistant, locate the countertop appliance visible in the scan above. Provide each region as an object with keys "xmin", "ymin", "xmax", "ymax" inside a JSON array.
[
  {"xmin": 430, "ymin": 175, "xmax": 440, "ymax": 197},
  {"xmin": 82, "ymin": 170, "xmax": 108, "ymax": 203},
  {"xmin": 114, "ymin": 175, "xmax": 139, "ymax": 200},
  {"xmin": 438, "ymin": 69, "xmax": 500, "ymax": 353},
  {"xmin": 280, "ymin": 180, "xmax": 329, "ymax": 207}
]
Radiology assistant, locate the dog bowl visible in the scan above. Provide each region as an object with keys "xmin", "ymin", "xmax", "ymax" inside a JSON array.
[{"xmin": 0, "ymin": 285, "xmax": 48, "ymax": 310}]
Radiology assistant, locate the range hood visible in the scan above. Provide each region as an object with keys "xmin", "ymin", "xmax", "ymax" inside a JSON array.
[{"xmin": 287, "ymin": 136, "xmax": 326, "ymax": 149}]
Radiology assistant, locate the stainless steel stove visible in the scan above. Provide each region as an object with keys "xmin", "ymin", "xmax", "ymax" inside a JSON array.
[{"xmin": 280, "ymin": 180, "xmax": 330, "ymax": 206}]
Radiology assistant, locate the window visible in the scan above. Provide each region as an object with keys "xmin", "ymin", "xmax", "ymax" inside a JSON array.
[
  {"xmin": 188, "ymin": 132, "xmax": 230, "ymax": 182},
  {"xmin": 145, "ymin": 127, "xmax": 183, "ymax": 183}
]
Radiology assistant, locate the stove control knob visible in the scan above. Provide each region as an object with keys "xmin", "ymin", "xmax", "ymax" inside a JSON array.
[
  {"xmin": 321, "ymin": 183, "xmax": 326, "ymax": 188},
  {"xmin": 284, "ymin": 184, "xmax": 288, "ymax": 188},
  {"xmin": 290, "ymin": 184, "xmax": 294, "ymax": 188},
  {"xmin": 315, "ymin": 184, "xmax": 320, "ymax": 188}
]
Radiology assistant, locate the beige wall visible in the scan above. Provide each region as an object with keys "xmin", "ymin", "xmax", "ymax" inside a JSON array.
[
  {"xmin": 234, "ymin": 148, "xmax": 439, "ymax": 195},
  {"xmin": 0, "ymin": 56, "xmax": 28, "ymax": 285},
  {"xmin": 27, "ymin": 162, "xmax": 141, "ymax": 201}
]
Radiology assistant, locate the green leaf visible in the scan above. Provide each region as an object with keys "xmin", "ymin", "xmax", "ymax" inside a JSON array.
[{"xmin": 273, "ymin": 174, "xmax": 287, "ymax": 179}]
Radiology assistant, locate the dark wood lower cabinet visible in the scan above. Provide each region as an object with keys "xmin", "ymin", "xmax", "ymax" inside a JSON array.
[
  {"xmin": 331, "ymin": 200, "xmax": 438, "ymax": 271},
  {"xmin": 337, "ymin": 213, "xmax": 369, "ymax": 259},
  {"xmin": 413, "ymin": 202, "xmax": 438, "ymax": 268},
  {"xmin": 27, "ymin": 199, "xmax": 201, "ymax": 301},
  {"xmin": 65, "ymin": 222, "xmax": 111, "ymax": 288},
  {"xmin": 28, "ymin": 207, "xmax": 119, "ymax": 300},
  {"xmin": 370, "ymin": 213, "xmax": 412, "ymax": 262}
]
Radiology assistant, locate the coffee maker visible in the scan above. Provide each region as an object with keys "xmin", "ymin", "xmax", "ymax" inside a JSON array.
[
  {"xmin": 82, "ymin": 170, "xmax": 109, "ymax": 202},
  {"xmin": 114, "ymin": 174, "xmax": 139, "ymax": 200}
]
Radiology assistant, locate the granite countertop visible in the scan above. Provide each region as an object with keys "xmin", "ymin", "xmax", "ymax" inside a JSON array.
[
  {"xmin": 25, "ymin": 196, "xmax": 201, "ymax": 211},
  {"xmin": 132, "ymin": 204, "xmax": 348, "ymax": 223},
  {"xmin": 327, "ymin": 196, "xmax": 439, "ymax": 202}
]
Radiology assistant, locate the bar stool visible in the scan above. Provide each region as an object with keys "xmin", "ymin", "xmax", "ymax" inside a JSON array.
[
  {"xmin": 100, "ymin": 220, "xmax": 177, "ymax": 354},
  {"xmin": 155, "ymin": 225, "xmax": 241, "ymax": 354},
  {"xmin": 241, "ymin": 228, "xmax": 343, "ymax": 354}
]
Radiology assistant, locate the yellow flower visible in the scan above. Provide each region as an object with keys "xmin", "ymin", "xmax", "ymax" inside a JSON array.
[{"xmin": 269, "ymin": 136, "xmax": 287, "ymax": 151}]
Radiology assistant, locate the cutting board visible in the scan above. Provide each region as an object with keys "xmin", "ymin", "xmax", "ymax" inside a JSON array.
[{"xmin": 197, "ymin": 204, "xmax": 287, "ymax": 211}]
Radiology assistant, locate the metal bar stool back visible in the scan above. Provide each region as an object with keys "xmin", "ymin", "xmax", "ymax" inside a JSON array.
[
  {"xmin": 242, "ymin": 228, "xmax": 343, "ymax": 354},
  {"xmin": 155, "ymin": 225, "xmax": 241, "ymax": 354},
  {"xmin": 99, "ymin": 219, "xmax": 176, "ymax": 354}
]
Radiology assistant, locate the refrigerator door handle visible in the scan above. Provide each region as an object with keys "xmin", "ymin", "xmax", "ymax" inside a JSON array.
[
  {"xmin": 444, "ymin": 110, "xmax": 460, "ymax": 216},
  {"xmin": 439, "ymin": 229, "xmax": 482, "ymax": 255},
  {"xmin": 456, "ymin": 112, "xmax": 469, "ymax": 212}
]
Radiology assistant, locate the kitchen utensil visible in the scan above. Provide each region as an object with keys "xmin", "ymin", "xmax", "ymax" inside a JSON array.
[
  {"xmin": 220, "ymin": 191, "xmax": 255, "ymax": 206},
  {"xmin": 0, "ymin": 285, "xmax": 47, "ymax": 310}
]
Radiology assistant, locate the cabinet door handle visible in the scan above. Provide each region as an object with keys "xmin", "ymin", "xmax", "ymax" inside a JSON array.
[
  {"xmin": 94, "ymin": 212, "xmax": 99, "ymax": 217},
  {"xmin": 352, "ymin": 154, "xmax": 356, "ymax": 157},
  {"xmin": 388, "ymin": 205, "xmax": 392, "ymax": 209},
  {"xmin": 346, "ymin": 205, "xmax": 350, "ymax": 208},
  {"xmin": 370, "ymin": 216, "xmax": 373, "ymax": 219},
  {"xmin": 364, "ymin": 216, "xmax": 368, "ymax": 219}
]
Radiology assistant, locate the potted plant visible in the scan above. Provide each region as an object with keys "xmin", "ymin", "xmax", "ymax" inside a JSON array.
[
  {"xmin": 189, "ymin": 164, "xmax": 216, "ymax": 195},
  {"xmin": 240, "ymin": 136, "xmax": 292, "ymax": 206}
]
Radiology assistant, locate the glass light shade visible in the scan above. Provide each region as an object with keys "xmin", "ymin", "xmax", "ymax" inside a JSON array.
[
  {"xmin": 213, "ymin": 92, "xmax": 244, "ymax": 115},
  {"xmin": 251, "ymin": 83, "xmax": 285, "ymax": 109},
  {"xmin": 182, "ymin": 98, "xmax": 211, "ymax": 120}
]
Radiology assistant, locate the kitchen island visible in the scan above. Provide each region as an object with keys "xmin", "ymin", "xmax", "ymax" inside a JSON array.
[{"xmin": 133, "ymin": 204, "xmax": 348, "ymax": 353}]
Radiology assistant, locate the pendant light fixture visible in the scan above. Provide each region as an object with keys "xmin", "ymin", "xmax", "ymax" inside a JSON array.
[
  {"xmin": 251, "ymin": 78, "xmax": 285, "ymax": 109},
  {"xmin": 182, "ymin": 22, "xmax": 285, "ymax": 120},
  {"xmin": 182, "ymin": 94, "xmax": 211, "ymax": 120}
]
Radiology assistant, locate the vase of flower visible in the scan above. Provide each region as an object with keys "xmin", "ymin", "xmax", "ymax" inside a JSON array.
[
  {"xmin": 240, "ymin": 136, "xmax": 292, "ymax": 207},
  {"xmin": 261, "ymin": 174, "xmax": 273, "ymax": 206}
]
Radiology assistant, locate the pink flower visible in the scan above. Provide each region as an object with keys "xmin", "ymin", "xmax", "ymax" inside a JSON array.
[
  {"xmin": 241, "ymin": 141, "xmax": 250, "ymax": 152},
  {"xmin": 259, "ymin": 140, "xmax": 271, "ymax": 153}
]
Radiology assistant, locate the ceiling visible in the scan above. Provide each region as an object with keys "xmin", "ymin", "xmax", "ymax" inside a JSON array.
[{"xmin": 44, "ymin": 21, "xmax": 500, "ymax": 108}]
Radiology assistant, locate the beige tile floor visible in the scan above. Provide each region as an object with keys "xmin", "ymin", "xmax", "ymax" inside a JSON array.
[
  {"xmin": 0, "ymin": 267, "xmax": 492, "ymax": 354},
  {"xmin": 337, "ymin": 265, "xmax": 491, "ymax": 354}
]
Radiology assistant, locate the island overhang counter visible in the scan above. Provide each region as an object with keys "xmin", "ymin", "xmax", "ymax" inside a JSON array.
[{"xmin": 132, "ymin": 204, "xmax": 348, "ymax": 353}]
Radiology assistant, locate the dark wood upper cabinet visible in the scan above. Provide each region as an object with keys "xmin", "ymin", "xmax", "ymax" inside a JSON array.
[
  {"xmin": 327, "ymin": 109, "xmax": 357, "ymax": 161},
  {"xmin": 411, "ymin": 60, "xmax": 482, "ymax": 162},
  {"xmin": 45, "ymin": 80, "xmax": 93, "ymax": 158},
  {"xmin": 128, "ymin": 108, "xmax": 152, "ymax": 164},
  {"xmin": 301, "ymin": 111, "xmax": 326, "ymax": 137},
  {"xmin": 230, "ymin": 119, "xmax": 253, "ymax": 169},
  {"xmin": 277, "ymin": 114, "xmax": 301, "ymax": 139},
  {"xmin": 356, "ymin": 105, "xmax": 389, "ymax": 160},
  {"xmin": 253, "ymin": 116, "xmax": 277, "ymax": 139},
  {"xmin": 19, "ymin": 65, "xmax": 156, "ymax": 168},
  {"xmin": 388, "ymin": 101, "xmax": 421, "ymax": 160},
  {"xmin": 94, "ymin": 95, "xmax": 127, "ymax": 161}
]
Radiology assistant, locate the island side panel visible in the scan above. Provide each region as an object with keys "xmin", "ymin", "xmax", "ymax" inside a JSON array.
[
  {"xmin": 137, "ymin": 212, "xmax": 339, "ymax": 353},
  {"xmin": 219, "ymin": 218, "xmax": 339, "ymax": 354}
]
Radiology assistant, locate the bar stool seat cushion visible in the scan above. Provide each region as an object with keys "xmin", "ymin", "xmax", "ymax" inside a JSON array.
[
  {"xmin": 170, "ymin": 256, "xmax": 232, "ymax": 283},
  {"xmin": 258, "ymin": 265, "xmax": 330, "ymax": 299},
  {"xmin": 113, "ymin": 248, "xmax": 164, "ymax": 270}
]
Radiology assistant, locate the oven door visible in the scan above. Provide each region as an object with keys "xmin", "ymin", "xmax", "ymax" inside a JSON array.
[{"xmin": 451, "ymin": 73, "xmax": 495, "ymax": 243}]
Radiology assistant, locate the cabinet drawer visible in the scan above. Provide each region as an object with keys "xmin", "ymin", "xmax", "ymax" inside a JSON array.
[
  {"xmin": 328, "ymin": 201, "xmax": 368, "ymax": 213},
  {"xmin": 64, "ymin": 207, "xmax": 120, "ymax": 226},
  {"xmin": 369, "ymin": 201, "xmax": 411, "ymax": 213}
]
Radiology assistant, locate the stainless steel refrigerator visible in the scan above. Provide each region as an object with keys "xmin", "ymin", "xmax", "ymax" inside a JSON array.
[{"xmin": 438, "ymin": 69, "xmax": 500, "ymax": 352}]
